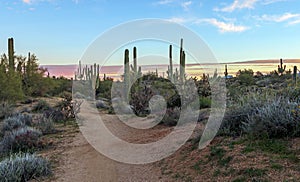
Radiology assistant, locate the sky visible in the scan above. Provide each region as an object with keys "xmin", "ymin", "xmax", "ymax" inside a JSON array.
[{"xmin": 0, "ymin": 0, "xmax": 300, "ymax": 65}]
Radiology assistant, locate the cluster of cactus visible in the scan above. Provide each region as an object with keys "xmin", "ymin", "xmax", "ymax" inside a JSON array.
[
  {"xmin": 166, "ymin": 38, "xmax": 186, "ymax": 83},
  {"xmin": 278, "ymin": 58, "xmax": 286, "ymax": 75},
  {"xmin": 75, "ymin": 61, "xmax": 100, "ymax": 90}
]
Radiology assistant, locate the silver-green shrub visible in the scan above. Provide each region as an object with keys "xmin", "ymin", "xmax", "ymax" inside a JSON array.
[
  {"xmin": 0, "ymin": 153, "xmax": 51, "ymax": 182},
  {"xmin": 1, "ymin": 114, "xmax": 32, "ymax": 135},
  {"xmin": 220, "ymin": 92, "xmax": 300, "ymax": 138},
  {"xmin": 1, "ymin": 127, "xmax": 42, "ymax": 154},
  {"xmin": 243, "ymin": 97, "xmax": 300, "ymax": 138}
]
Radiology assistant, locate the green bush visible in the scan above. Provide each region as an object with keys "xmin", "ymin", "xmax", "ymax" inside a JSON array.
[
  {"xmin": 96, "ymin": 78, "xmax": 113, "ymax": 100},
  {"xmin": 236, "ymin": 69, "xmax": 254, "ymax": 86},
  {"xmin": 0, "ymin": 153, "xmax": 51, "ymax": 182},
  {"xmin": 199, "ymin": 97, "xmax": 211, "ymax": 109},
  {"xmin": 1, "ymin": 127, "xmax": 42, "ymax": 154}
]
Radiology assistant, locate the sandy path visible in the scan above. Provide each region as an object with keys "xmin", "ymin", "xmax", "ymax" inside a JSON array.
[
  {"xmin": 54, "ymin": 132, "xmax": 118, "ymax": 182},
  {"xmin": 51, "ymin": 109, "xmax": 165, "ymax": 182}
]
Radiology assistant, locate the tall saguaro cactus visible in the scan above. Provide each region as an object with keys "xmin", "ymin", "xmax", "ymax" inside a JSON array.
[
  {"xmin": 89, "ymin": 63, "xmax": 100, "ymax": 90},
  {"xmin": 124, "ymin": 49, "xmax": 130, "ymax": 97},
  {"xmin": 8, "ymin": 38, "xmax": 15, "ymax": 71},
  {"xmin": 278, "ymin": 58, "xmax": 286, "ymax": 75},
  {"xmin": 133, "ymin": 47, "xmax": 137, "ymax": 75},
  {"xmin": 169, "ymin": 44, "xmax": 173, "ymax": 82},
  {"xmin": 293, "ymin": 66, "xmax": 297, "ymax": 85},
  {"xmin": 179, "ymin": 38, "xmax": 185, "ymax": 82},
  {"xmin": 224, "ymin": 64, "xmax": 228, "ymax": 78}
]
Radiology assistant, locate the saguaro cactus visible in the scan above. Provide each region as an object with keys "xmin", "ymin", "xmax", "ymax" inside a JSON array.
[
  {"xmin": 224, "ymin": 64, "xmax": 228, "ymax": 78},
  {"xmin": 278, "ymin": 58, "xmax": 286, "ymax": 75},
  {"xmin": 124, "ymin": 49, "xmax": 130, "ymax": 96},
  {"xmin": 89, "ymin": 63, "xmax": 100, "ymax": 90},
  {"xmin": 74, "ymin": 61, "xmax": 100, "ymax": 94},
  {"xmin": 179, "ymin": 38, "xmax": 186, "ymax": 83},
  {"xmin": 133, "ymin": 47, "xmax": 137, "ymax": 74},
  {"xmin": 8, "ymin": 38, "xmax": 15, "ymax": 71},
  {"xmin": 169, "ymin": 44, "xmax": 173, "ymax": 82},
  {"xmin": 293, "ymin": 66, "xmax": 297, "ymax": 84}
]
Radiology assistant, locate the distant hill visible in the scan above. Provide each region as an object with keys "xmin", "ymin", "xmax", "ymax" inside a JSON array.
[
  {"xmin": 41, "ymin": 59, "xmax": 300, "ymax": 78},
  {"xmin": 227, "ymin": 59, "xmax": 300, "ymax": 64}
]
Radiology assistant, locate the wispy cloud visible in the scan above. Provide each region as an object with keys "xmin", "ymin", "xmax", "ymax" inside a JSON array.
[
  {"xmin": 215, "ymin": 0, "xmax": 290, "ymax": 12},
  {"xmin": 256, "ymin": 13, "xmax": 300, "ymax": 25},
  {"xmin": 196, "ymin": 18, "xmax": 249, "ymax": 32},
  {"xmin": 262, "ymin": 0, "xmax": 289, "ymax": 5},
  {"xmin": 215, "ymin": 0, "xmax": 258, "ymax": 12},
  {"xmin": 156, "ymin": 0, "xmax": 174, "ymax": 5},
  {"xmin": 167, "ymin": 17, "xmax": 189, "ymax": 24},
  {"xmin": 181, "ymin": 1, "xmax": 192, "ymax": 11}
]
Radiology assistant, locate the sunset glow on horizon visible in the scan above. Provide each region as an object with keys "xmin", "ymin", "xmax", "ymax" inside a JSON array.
[{"xmin": 1, "ymin": 0, "xmax": 300, "ymax": 66}]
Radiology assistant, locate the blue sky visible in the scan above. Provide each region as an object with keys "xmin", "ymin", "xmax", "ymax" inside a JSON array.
[{"xmin": 0, "ymin": 0, "xmax": 299, "ymax": 65}]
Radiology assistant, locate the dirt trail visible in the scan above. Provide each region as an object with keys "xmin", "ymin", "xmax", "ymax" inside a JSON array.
[
  {"xmin": 53, "ymin": 132, "xmax": 118, "ymax": 182},
  {"xmin": 49, "ymin": 111, "xmax": 166, "ymax": 182}
]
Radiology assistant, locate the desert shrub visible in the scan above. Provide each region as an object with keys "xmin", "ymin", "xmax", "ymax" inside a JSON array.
[
  {"xmin": 243, "ymin": 97, "xmax": 300, "ymax": 138},
  {"xmin": 47, "ymin": 76, "xmax": 72, "ymax": 96},
  {"xmin": 1, "ymin": 127, "xmax": 42, "ymax": 154},
  {"xmin": 237, "ymin": 69, "xmax": 254, "ymax": 86},
  {"xmin": 219, "ymin": 93, "xmax": 273, "ymax": 136},
  {"xmin": 160, "ymin": 107, "xmax": 180, "ymax": 126},
  {"xmin": 0, "ymin": 102, "xmax": 14, "ymax": 119},
  {"xmin": 35, "ymin": 116, "xmax": 56, "ymax": 135},
  {"xmin": 129, "ymin": 74, "xmax": 180, "ymax": 116},
  {"xmin": 43, "ymin": 108, "xmax": 65, "ymax": 122},
  {"xmin": 220, "ymin": 93, "xmax": 300, "ymax": 138},
  {"xmin": 32, "ymin": 100, "xmax": 51, "ymax": 112},
  {"xmin": 0, "ymin": 153, "xmax": 51, "ymax": 182},
  {"xmin": 96, "ymin": 78, "xmax": 113, "ymax": 100},
  {"xmin": 1, "ymin": 114, "xmax": 32, "ymax": 135},
  {"xmin": 281, "ymin": 86, "xmax": 300, "ymax": 102},
  {"xmin": 199, "ymin": 97, "xmax": 211, "ymax": 109},
  {"xmin": 55, "ymin": 91, "xmax": 82, "ymax": 122}
]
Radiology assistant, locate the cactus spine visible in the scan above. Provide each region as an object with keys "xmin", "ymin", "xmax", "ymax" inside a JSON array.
[
  {"xmin": 278, "ymin": 58, "xmax": 286, "ymax": 75},
  {"xmin": 8, "ymin": 38, "xmax": 15, "ymax": 71}
]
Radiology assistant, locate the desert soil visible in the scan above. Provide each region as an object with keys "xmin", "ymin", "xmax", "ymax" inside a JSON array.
[{"xmin": 41, "ymin": 109, "xmax": 185, "ymax": 182}]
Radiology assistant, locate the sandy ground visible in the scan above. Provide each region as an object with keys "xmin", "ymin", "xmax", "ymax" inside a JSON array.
[{"xmin": 47, "ymin": 110, "xmax": 173, "ymax": 182}]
